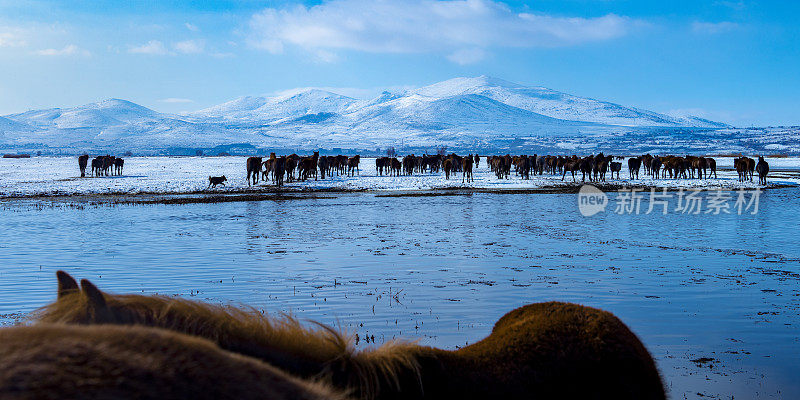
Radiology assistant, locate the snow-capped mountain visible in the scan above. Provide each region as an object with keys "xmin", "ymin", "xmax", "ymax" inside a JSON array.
[
  {"xmin": 186, "ymin": 76, "xmax": 725, "ymax": 129},
  {"xmin": 412, "ymin": 76, "xmax": 726, "ymax": 128},
  {"xmin": 0, "ymin": 116, "xmax": 32, "ymax": 132},
  {"xmin": 0, "ymin": 76, "xmax": 758, "ymax": 154},
  {"xmin": 189, "ymin": 89, "xmax": 357, "ymax": 124},
  {"xmin": 7, "ymin": 99, "xmax": 164, "ymax": 130}
]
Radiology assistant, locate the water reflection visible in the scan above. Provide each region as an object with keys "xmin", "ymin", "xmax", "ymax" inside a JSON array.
[{"xmin": 0, "ymin": 190, "xmax": 798, "ymax": 399}]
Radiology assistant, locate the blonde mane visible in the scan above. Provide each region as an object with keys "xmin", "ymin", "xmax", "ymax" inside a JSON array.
[{"xmin": 32, "ymin": 271, "xmax": 666, "ymax": 400}]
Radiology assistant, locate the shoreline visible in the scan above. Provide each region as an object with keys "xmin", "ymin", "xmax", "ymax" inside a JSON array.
[{"xmin": 0, "ymin": 182, "xmax": 794, "ymax": 205}]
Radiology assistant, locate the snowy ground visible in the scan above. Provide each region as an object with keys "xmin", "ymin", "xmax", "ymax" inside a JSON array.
[{"xmin": 0, "ymin": 156, "xmax": 797, "ymax": 197}]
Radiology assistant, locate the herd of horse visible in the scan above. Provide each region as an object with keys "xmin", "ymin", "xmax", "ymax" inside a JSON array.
[
  {"xmin": 246, "ymin": 152, "xmax": 361, "ymax": 186},
  {"xmin": 0, "ymin": 270, "xmax": 666, "ymax": 399},
  {"xmin": 556, "ymin": 153, "xmax": 720, "ymax": 182},
  {"xmin": 72, "ymin": 152, "xmax": 771, "ymax": 186},
  {"xmin": 736, "ymin": 155, "xmax": 770, "ymax": 185},
  {"xmin": 77, "ymin": 154, "xmax": 124, "ymax": 177},
  {"xmin": 375, "ymin": 154, "xmax": 477, "ymax": 182},
  {"xmin": 240, "ymin": 152, "xmax": 771, "ymax": 186}
]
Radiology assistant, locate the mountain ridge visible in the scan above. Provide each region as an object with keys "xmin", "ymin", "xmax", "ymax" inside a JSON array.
[{"xmin": 0, "ymin": 76, "xmax": 736, "ymax": 152}]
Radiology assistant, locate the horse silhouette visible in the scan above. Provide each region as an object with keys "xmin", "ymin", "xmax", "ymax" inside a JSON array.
[
  {"xmin": 246, "ymin": 157, "xmax": 263, "ymax": 186},
  {"xmin": 78, "ymin": 154, "xmax": 89, "ymax": 177},
  {"xmin": 756, "ymin": 156, "xmax": 769, "ymax": 185},
  {"xmin": 114, "ymin": 158, "xmax": 125, "ymax": 175},
  {"xmin": 628, "ymin": 157, "xmax": 641, "ymax": 180},
  {"xmin": 37, "ymin": 271, "xmax": 665, "ymax": 400}
]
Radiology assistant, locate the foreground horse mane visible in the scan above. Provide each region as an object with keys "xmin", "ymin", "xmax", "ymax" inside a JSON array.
[
  {"xmin": 36, "ymin": 272, "xmax": 421, "ymax": 399},
  {"xmin": 36, "ymin": 271, "xmax": 666, "ymax": 400}
]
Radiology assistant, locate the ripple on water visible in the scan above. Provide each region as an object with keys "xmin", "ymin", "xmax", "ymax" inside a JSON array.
[{"xmin": 0, "ymin": 190, "xmax": 799, "ymax": 399}]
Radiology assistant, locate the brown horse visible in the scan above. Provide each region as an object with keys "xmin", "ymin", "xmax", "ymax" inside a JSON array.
[
  {"xmin": 347, "ymin": 155, "xmax": 360, "ymax": 177},
  {"xmin": 389, "ymin": 158, "xmax": 401, "ymax": 177},
  {"xmin": 101, "ymin": 155, "xmax": 114, "ymax": 176},
  {"xmin": 745, "ymin": 156, "xmax": 756, "ymax": 181},
  {"xmin": 91, "ymin": 157, "xmax": 103, "ymax": 177},
  {"xmin": 489, "ymin": 156, "xmax": 509, "ymax": 179},
  {"xmin": 37, "ymin": 272, "xmax": 666, "ymax": 400},
  {"xmin": 263, "ymin": 153, "xmax": 277, "ymax": 182},
  {"xmin": 688, "ymin": 156, "xmax": 706, "ymax": 179},
  {"xmin": 285, "ymin": 155, "xmax": 299, "ymax": 182},
  {"xmin": 641, "ymin": 154, "xmax": 654, "ymax": 176},
  {"xmin": 0, "ymin": 323, "xmax": 345, "ymax": 400},
  {"xmin": 443, "ymin": 158, "xmax": 453, "ymax": 179},
  {"xmin": 78, "ymin": 154, "xmax": 89, "ymax": 177},
  {"xmin": 734, "ymin": 157, "xmax": 747, "ymax": 182},
  {"xmin": 561, "ymin": 159, "xmax": 580, "ymax": 182},
  {"xmin": 246, "ymin": 156, "xmax": 262, "ymax": 185},
  {"xmin": 298, "ymin": 152, "xmax": 319, "ymax": 181},
  {"xmin": 706, "ymin": 157, "xmax": 717, "ymax": 179},
  {"xmin": 650, "ymin": 157, "xmax": 662, "ymax": 179},
  {"xmin": 462, "ymin": 155, "xmax": 474, "ymax": 183}
]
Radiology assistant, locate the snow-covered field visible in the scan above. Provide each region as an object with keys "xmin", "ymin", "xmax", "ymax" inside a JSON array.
[{"xmin": 0, "ymin": 156, "xmax": 797, "ymax": 197}]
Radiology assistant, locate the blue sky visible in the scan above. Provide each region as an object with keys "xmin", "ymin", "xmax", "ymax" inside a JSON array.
[{"xmin": 0, "ymin": 0, "xmax": 797, "ymax": 126}]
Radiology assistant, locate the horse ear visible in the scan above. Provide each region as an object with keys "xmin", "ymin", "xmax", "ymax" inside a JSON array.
[
  {"xmin": 56, "ymin": 270, "xmax": 79, "ymax": 298},
  {"xmin": 80, "ymin": 279, "xmax": 108, "ymax": 310}
]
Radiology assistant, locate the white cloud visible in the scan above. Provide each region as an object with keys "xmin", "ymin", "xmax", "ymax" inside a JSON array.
[
  {"xmin": 313, "ymin": 49, "xmax": 339, "ymax": 63},
  {"xmin": 247, "ymin": 0, "xmax": 638, "ymax": 63},
  {"xmin": 0, "ymin": 31, "xmax": 26, "ymax": 47},
  {"xmin": 714, "ymin": 1, "xmax": 746, "ymax": 11},
  {"xmin": 159, "ymin": 98, "xmax": 194, "ymax": 103},
  {"xmin": 174, "ymin": 39, "xmax": 205, "ymax": 54},
  {"xmin": 129, "ymin": 39, "xmax": 213, "ymax": 56},
  {"xmin": 129, "ymin": 40, "xmax": 169, "ymax": 55},
  {"xmin": 447, "ymin": 48, "xmax": 486, "ymax": 65},
  {"xmin": 185, "ymin": 22, "xmax": 200, "ymax": 32},
  {"xmin": 33, "ymin": 44, "xmax": 89, "ymax": 56},
  {"xmin": 692, "ymin": 21, "xmax": 739, "ymax": 34}
]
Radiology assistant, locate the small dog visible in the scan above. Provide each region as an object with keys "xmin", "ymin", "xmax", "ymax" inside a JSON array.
[{"xmin": 208, "ymin": 175, "xmax": 227, "ymax": 187}]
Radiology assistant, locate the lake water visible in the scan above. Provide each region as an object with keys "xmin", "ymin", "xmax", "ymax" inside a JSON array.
[{"xmin": 1, "ymin": 189, "xmax": 799, "ymax": 399}]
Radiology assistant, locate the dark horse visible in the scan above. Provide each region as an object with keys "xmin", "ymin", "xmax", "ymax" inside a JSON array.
[
  {"xmin": 114, "ymin": 158, "xmax": 125, "ymax": 176},
  {"xmin": 246, "ymin": 157, "xmax": 263, "ymax": 186},
  {"xmin": 91, "ymin": 157, "xmax": 104, "ymax": 177},
  {"xmin": 609, "ymin": 161, "xmax": 622, "ymax": 180},
  {"xmin": 78, "ymin": 154, "xmax": 89, "ymax": 177},
  {"xmin": 38, "ymin": 271, "xmax": 666, "ymax": 400},
  {"xmin": 346, "ymin": 155, "xmax": 360, "ymax": 177},
  {"xmin": 628, "ymin": 157, "xmax": 641, "ymax": 180},
  {"xmin": 756, "ymin": 156, "xmax": 769, "ymax": 185},
  {"xmin": 273, "ymin": 157, "xmax": 286, "ymax": 187}
]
